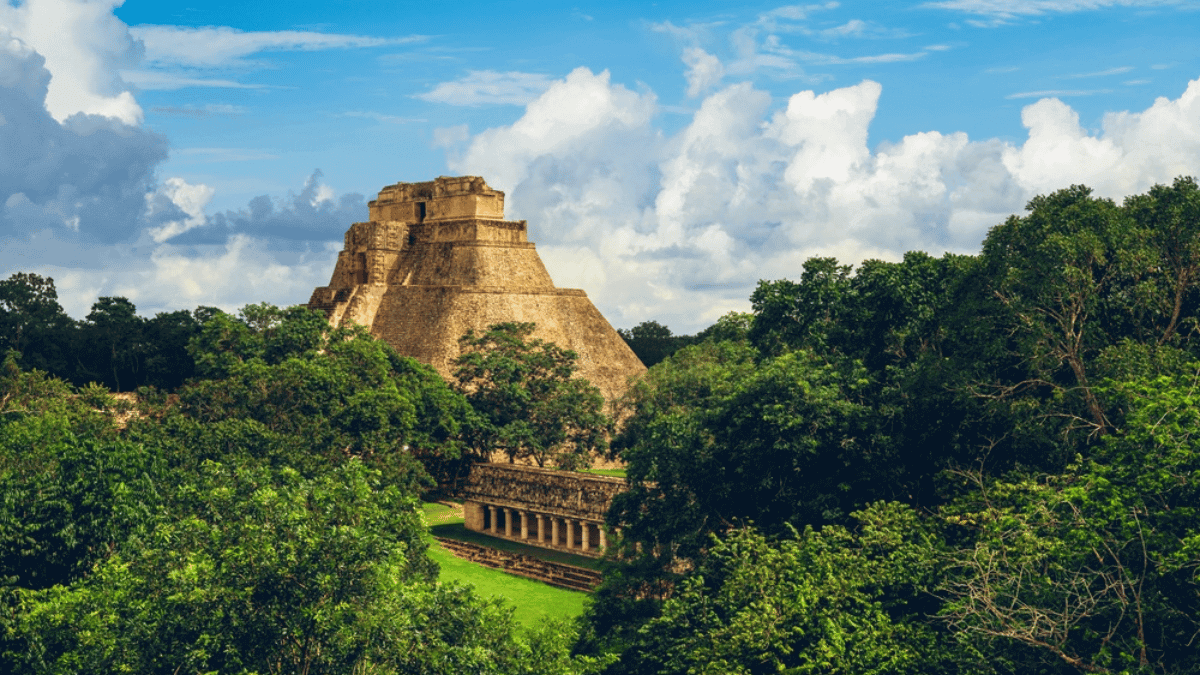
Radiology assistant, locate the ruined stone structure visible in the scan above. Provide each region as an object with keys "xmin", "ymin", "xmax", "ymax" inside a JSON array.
[
  {"xmin": 307, "ymin": 176, "xmax": 645, "ymax": 401},
  {"xmin": 459, "ymin": 463, "xmax": 625, "ymax": 558}
]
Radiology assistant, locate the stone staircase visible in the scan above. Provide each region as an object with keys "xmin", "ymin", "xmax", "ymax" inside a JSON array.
[{"xmin": 434, "ymin": 537, "xmax": 603, "ymax": 592}]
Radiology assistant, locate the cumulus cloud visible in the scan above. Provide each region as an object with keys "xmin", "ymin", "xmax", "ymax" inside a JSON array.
[
  {"xmin": 0, "ymin": 3, "xmax": 358, "ymax": 318},
  {"xmin": 147, "ymin": 178, "xmax": 215, "ymax": 243},
  {"xmin": 683, "ymin": 47, "xmax": 725, "ymax": 97},
  {"xmin": 35, "ymin": 235, "xmax": 339, "ymax": 319},
  {"xmin": 0, "ymin": 0, "xmax": 143, "ymax": 124},
  {"xmin": 449, "ymin": 68, "xmax": 1200, "ymax": 332},
  {"xmin": 200, "ymin": 170, "xmax": 367, "ymax": 245},
  {"xmin": 0, "ymin": 29, "xmax": 169, "ymax": 244}
]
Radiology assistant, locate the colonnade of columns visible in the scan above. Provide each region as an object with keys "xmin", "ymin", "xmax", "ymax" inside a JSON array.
[{"xmin": 481, "ymin": 504, "xmax": 607, "ymax": 553}]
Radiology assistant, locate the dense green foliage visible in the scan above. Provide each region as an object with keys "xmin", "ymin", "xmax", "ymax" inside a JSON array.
[
  {"xmin": 454, "ymin": 322, "xmax": 611, "ymax": 470},
  {"xmin": 0, "ymin": 274, "xmax": 210, "ymax": 391},
  {"xmin": 584, "ymin": 178, "xmax": 1200, "ymax": 675},
  {"xmin": 0, "ymin": 310, "xmax": 605, "ymax": 675}
]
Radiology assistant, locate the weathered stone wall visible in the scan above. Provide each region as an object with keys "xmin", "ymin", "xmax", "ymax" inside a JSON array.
[{"xmin": 460, "ymin": 463, "xmax": 625, "ymax": 522}]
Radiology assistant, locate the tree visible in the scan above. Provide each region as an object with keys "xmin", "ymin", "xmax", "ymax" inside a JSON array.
[
  {"xmin": 187, "ymin": 303, "xmax": 330, "ymax": 380},
  {"xmin": 621, "ymin": 503, "xmax": 952, "ymax": 675},
  {"xmin": 979, "ymin": 185, "xmax": 1151, "ymax": 436},
  {"xmin": 609, "ymin": 342, "xmax": 888, "ymax": 570},
  {"xmin": 77, "ymin": 296, "xmax": 146, "ymax": 392},
  {"xmin": 8, "ymin": 461, "xmax": 527, "ymax": 675},
  {"xmin": 748, "ymin": 257, "xmax": 853, "ymax": 357},
  {"xmin": 1123, "ymin": 176, "xmax": 1200, "ymax": 346},
  {"xmin": 150, "ymin": 307, "xmax": 469, "ymax": 493},
  {"xmin": 939, "ymin": 361, "xmax": 1200, "ymax": 675},
  {"xmin": 0, "ymin": 273, "xmax": 73, "ymax": 376},
  {"xmin": 0, "ymin": 356, "xmax": 155, "ymax": 591},
  {"xmin": 453, "ymin": 322, "xmax": 610, "ymax": 470},
  {"xmin": 694, "ymin": 311, "xmax": 753, "ymax": 344},
  {"xmin": 616, "ymin": 321, "xmax": 694, "ymax": 367},
  {"xmin": 141, "ymin": 308, "xmax": 205, "ymax": 390}
]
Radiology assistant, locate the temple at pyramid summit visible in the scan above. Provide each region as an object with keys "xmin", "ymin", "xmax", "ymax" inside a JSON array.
[{"xmin": 307, "ymin": 176, "xmax": 646, "ymax": 401}]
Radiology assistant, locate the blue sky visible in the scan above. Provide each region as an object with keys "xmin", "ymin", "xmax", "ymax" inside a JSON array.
[{"xmin": 2, "ymin": 0, "xmax": 1199, "ymax": 332}]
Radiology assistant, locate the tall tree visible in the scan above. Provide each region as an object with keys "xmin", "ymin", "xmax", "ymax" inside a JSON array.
[
  {"xmin": 78, "ymin": 296, "xmax": 145, "ymax": 392},
  {"xmin": 979, "ymin": 185, "xmax": 1159, "ymax": 437},
  {"xmin": 617, "ymin": 320, "xmax": 693, "ymax": 367},
  {"xmin": 454, "ymin": 322, "xmax": 610, "ymax": 470},
  {"xmin": 1123, "ymin": 176, "xmax": 1200, "ymax": 346},
  {"xmin": 0, "ymin": 272, "xmax": 73, "ymax": 375}
]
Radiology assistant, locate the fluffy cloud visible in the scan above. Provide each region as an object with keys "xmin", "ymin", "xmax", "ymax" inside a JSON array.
[
  {"xmin": 0, "ymin": 5, "xmax": 354, "ymax": 318},
  {"xmin": 0, "ymin": 28, "xmax": 169, "ymax": 244},
  {"xmin": 203, "ymin": 171, "xmax": 367, "ymax": 244},
  {"xmin": 449, "ymin": 68, "xmax": 1200, "ymax": 333},
  {"xmin": 0, "ymin": 0, "xmax": 143, "ymax": 124}
]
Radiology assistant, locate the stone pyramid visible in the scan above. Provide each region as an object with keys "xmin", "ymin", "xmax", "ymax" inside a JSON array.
[{"xmin": 307, "ymin": 176, "xmax": 645, "ymax": 401}]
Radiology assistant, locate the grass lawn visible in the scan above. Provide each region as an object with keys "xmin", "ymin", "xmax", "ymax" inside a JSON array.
[
  {"xmin": 579, "ymin": 467, "xmax": 626, "ymax": 478},
  {"xmin": 422, "ymin": 502, "xmax": 592, "ymax": 627}
]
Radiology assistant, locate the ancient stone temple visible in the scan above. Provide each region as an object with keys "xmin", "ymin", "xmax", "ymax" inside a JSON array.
[
  {"xmin": 459, "ymin": 463, "xmax": 626, "ymax": 558},
  {"xmin": 307, "ymin": 176, "xmax": 645, "ymax": 401}
]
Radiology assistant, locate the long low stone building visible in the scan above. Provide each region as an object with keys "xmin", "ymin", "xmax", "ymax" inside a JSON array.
[{"xmin": 459, "ymin": 463, "xmax": 625, "ymax": 557}]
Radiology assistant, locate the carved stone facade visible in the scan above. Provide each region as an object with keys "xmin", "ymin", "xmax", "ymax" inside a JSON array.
[
  {"xmin": 459, "ymin": 463, "xmax": 626, "ymax": 558},
  {"xmin": 308, "ymin": 175, "xmax": 645, "ymax": 402}
]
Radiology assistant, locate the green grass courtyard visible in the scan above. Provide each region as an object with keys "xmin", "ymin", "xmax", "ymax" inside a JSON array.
[{"xmin": 421, "ymin": 502, "xmax": 592, "ymax": 627}]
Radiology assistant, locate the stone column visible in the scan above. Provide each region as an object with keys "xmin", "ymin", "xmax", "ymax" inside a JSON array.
[
  {"xmin": 536, "ymin": 514, "xmax": 545, "ymax": 544},
  {"xmin": 551, "ymin": 518, "xmax": 560, "ymax": 547},
  {"xmin": 566, "ymin": 519, "xmax": 575, "ymax": 550},
  {"xmin": 581, "ymin": 521, "xmax": 591, "ymax": 552},
  {"xmin": 488, "ymin": 506, "xmax": 497, "ymax": 534},
  {"xmin": 519, "ymin": 511, "xmax": 529, "ymax": 539},
  {"xmin": 464, "ymin": 501, "xmax": 485, "ymax": 532},
  {"xmin": 504, "ymin": 508, "xmax": 513, "ymax": 537},
  {"xmin": 599, "ymin": 526, "xmax": 607, "ymax": 550}
]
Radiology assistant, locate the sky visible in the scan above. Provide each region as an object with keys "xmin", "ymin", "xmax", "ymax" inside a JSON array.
[{"xmin": 1, "ymin": 0, "xmax": 1199, "ymax": 333}]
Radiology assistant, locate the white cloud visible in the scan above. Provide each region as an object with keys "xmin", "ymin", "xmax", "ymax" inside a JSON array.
[
  {"xmin": 415, "ymin": 70, "xmax": 556, "ymax": 106},
  {"xmin": 151, "ymin": 103, "xmax": 245, "ymax": 118},
  {"xmin": 121, "ymin": 70, "xmax": 268, "ymax": 90},
  {"xmin": 0, "ymin": 27, "xmax": 168, "ymax": 243},
  {"xmin": 447, "ymin": 68, "xmax": 1200, "ymax": 333},
  {"xmin": 147, "ymin": 178, "xmax": 215, "ymax": 243},
  {"xmin": 41, "ymin": 235, "xmax": 338, "ymax": 318},
  {"xmin": 0, "ymin": 0, "xmax": 142, "ymax": 124},
  {"xmin": 793, "ymin": 49, "xmax": 931, "ymax": 65},
  {"xmin": 923, "ymin": 0, "xmax": 1186, "ymax": 21},
  {"xmin": 683, "ymin": 47, "xmax": 725, "ymax": 97},
  {"xmin": 129, "ymin": 25, "xmax": 420, "ymax": 69},
  {"xmin": 453, "ymin": 68, "xmax": 660, "ymax": 193},
  {"xmin": 1060, "ymin": 66, "xmax": 1134, "ymax": 78},
  {"xmin": 660, "ymin": 7, "xmax": 930, "ymax": 91},
  {"xmin": 341, "ymin": 111, "xmax": 426, "ymax": 124}
]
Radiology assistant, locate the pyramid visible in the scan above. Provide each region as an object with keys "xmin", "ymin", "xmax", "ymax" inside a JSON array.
[{"xmin": 307, "ymin": 176, "xmax": 645, "ymax": 401}]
